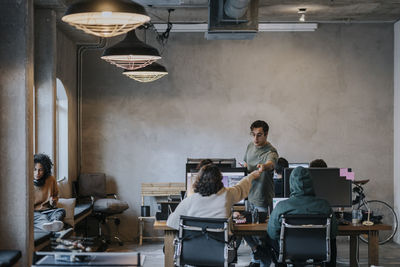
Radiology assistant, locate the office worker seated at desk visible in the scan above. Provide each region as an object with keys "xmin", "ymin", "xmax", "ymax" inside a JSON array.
[
  {"xmin": 309, "ymin": 158, "xmax": 328, "ymax": 168},
  {"xmin": 167, "ymin": 164, "xmax": 261, "ymax": 230},
  {"xmin": 273, "ymin": 157, "xmax": 288, "ymax": 198},
  {"xmin": 266, "ymin": 166, "xmax": 338, "ymax": 266},
  {"xmin": 34, "ymin": 153, "xmax": 66, "ymax": 232}
]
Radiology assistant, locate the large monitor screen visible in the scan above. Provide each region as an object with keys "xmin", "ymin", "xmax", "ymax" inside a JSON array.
[
  {"xmin": 186, "ymin": 167, "xmax": 247, "ymax": 203},
  {"xmin": 283, "ymin": 167, "xmax": 352, "ymax": 207}
]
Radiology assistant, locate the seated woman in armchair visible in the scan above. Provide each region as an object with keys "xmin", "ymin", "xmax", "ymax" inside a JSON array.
[{"xmin": 33, "ymin": 153, "xmax": 65, "ymax": 232}]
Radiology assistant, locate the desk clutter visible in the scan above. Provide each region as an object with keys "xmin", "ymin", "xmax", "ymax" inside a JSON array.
[{"xmin": 233, "ymin": 211, "xmax": 268, "ymax": 224}]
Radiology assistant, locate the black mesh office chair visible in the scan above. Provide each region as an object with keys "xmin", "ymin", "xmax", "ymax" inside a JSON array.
[
  {"xmin": 278, "ymin": 214, "xmax": 332, "ymax": 267},
  {"xmin": 173, "ymin": 216, "xmax": 233, "ymax": 267}
]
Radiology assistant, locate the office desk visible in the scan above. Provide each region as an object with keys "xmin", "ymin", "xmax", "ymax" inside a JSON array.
[
  {"xmin": 337, "ymin": 223, "xmax": 391, "ymax": 267},
  {"xmin": 154, "ymin": 220, "xmax": 391, "ymax": 267}
]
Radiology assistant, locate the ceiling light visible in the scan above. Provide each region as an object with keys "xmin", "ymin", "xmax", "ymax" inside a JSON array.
[
  {"xmin": 101, "ymin": 30, "xmax": 161, "ymax": 70},
  {"xmin": 123, "ymin": 62, "xmax": 168, "ymax": 83},
  {"xmin": 298, "ymin": 8, "xmax": 307, "ymax": 22},
  {"xmin": 62, "ymin": 0, "xmax": 150, "ymax": 38}
]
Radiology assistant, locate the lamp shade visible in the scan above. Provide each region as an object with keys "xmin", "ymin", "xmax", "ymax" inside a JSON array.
[
  {"xmin": 62, "ymin": 0, "xmax": 150, "ymax": 38},
  {"xmin": 101, "ymin": 30, "xmax": 161, "ymax": 70},
  {"xmin": 123, "ymin": 62, "xmax": 168, "ymax": 82}
]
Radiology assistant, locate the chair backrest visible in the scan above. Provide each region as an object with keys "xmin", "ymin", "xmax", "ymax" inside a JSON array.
[
  {"xmin": 278, "ymin": 214, "xmax": 331, "ymax": 265},
  {"xmin": 174, "ymin": 216, "xmax": 229, "ymax": 267},
  {"xmin": 78, "ymin": 173, "xmax": 107, "ymax": 198}
]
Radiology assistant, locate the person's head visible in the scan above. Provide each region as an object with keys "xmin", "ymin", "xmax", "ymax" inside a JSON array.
[
  {"xmin": 309, "ymin": 159, "xmax": 327, "ymax": 168},
  {"xmin": 34, "ymin": 153, "xmax": 53, "ymax": 181},
  {"xmin": 193, "ymin": 164, "xmax": 224, "ymax": 197},
  {"xmin": 289, "ymin": 166, "xmax": 315, "ymax": 197},
  {"xmin": 274, "ymin": 157, "xmax": 289, "ymax": 177},
  {"xmin": 250, "ymin": 120, "xmax": 269, "ymax": 147},
  {"xmin": 196, "ymin": 159, "xmax": 213, "ymax": 171}
]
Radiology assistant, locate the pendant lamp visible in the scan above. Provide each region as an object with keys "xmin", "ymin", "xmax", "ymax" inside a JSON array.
[
  {"xmin": 62, "ymin": 0, "xmax": 150, "ymax": 38},
  {"xmin": 123, "ymin": 62, "xmax": 168, "ymax": 82},
  {"xmin": 101, "ymin": 30, "xmax": 161, "ymax": 70}
]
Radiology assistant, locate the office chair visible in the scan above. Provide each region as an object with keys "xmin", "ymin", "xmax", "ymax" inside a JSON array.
[
  {"xmin": 173, "ymin": 216, "xmax": 234, "ymax": 267},
  {"xmin": 278, "ymin": 214, "xmax": 332, "ymax": 267},
  {"xmin": 78, "ymin": 173, "xmax": 129, "ymax": 246}
]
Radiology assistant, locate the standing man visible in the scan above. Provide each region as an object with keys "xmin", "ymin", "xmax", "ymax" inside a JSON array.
[{"xmin": 244, "ymin": 120, "xmax": 278, "ymax": 267}]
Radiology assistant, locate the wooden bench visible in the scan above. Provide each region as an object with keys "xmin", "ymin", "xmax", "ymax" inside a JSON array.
[{"xmin": 139, "ymin": 182, "xmax": 185, "ymax": 245}]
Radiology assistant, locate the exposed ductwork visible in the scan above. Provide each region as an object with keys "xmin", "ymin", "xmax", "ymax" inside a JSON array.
[
  {"xmin": 224, "ymin": 0, "xmax": 250, "ymax": 19},
  {"xmin": 206, "ymin": 0, "xmax": 259, "ymax": 40}
]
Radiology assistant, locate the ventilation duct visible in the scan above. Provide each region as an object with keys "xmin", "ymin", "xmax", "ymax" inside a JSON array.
[
  {"xmin": 206, "ymin": 0, "xmax": 259, "ymax": 40},
  {"xmin": 224, "ymin": 0, "xmax": 250, "ymax": 19}
]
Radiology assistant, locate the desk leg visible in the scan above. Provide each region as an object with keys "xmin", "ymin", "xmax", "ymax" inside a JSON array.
[
  {"xmin": 164, "ymin": 230, "xmax": 175, "ymax": 267},
  {"xmin": 139, "ymin": 218, "xmax": 143, "ymax": 246},
  {"xmin": 368, "ymin": 230, "xmax": 379, "ymax": 266},
  {"xmin": 349, "ymin": 235, "xmax": 358, "ymax": 267}
]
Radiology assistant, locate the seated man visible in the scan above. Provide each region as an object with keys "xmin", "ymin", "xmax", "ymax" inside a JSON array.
[
  {"xmin": 34, "ymin": 153, "xmax": 66, "ymax": 232},
  {"xmin": 266, "ymin": 166, "xmax": 337, "ymax": 266},
  {"xmin": 309, "ymin": 158, "xmax": 328, "ymax": 168},
  {"xmin": 273, "ymin": 157, "xmax": 288, "ymax": 197}
]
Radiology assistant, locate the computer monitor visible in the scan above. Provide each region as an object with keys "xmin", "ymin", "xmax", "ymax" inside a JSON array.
[
  {"xmin": 283, "ymin": 167, "xmax": 352, "ymax": 207},
  {"xmin": 289, "ymin": 163, "xmax": 309, "ymax": 168},
  {"xmin": 186, "ymin": 166, "xmax": 247, "ymax": 203}
]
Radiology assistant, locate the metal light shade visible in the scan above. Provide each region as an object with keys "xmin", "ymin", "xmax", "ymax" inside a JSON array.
[
  {"xmin": 62, "ymin": 0, "xmax": 150, "ymax": 38},
  {"xmin": 123, "ymin": 62, "xmax": 168, "ymax": 82},
  {"xmin": 101, "ymin": 30, "xmax": 161, "ymax": 70}
]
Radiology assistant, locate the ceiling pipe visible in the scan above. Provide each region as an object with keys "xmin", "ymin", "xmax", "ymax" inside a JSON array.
[{"xmin": 224, "ymin": 0, "xmax": 251, "ymax": 19}]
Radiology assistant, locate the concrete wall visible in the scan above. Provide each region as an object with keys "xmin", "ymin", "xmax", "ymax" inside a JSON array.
[
  {"xmin": 80, "ymin": 24, "xmax": 394, "ymax": 241},
  {"xmin": 0, "ymin": 0, "xmax": 34, "ymax": 264},
  {"xmin": 394, "ymin": 21, "xmax": 400, "ymax": 244},
  {"xmin": 57, "ymin": 30, "xmax": 78, "ymax": 197}
]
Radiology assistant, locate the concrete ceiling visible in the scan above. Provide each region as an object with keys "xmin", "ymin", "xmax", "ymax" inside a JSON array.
[{"xmin": 34, "ymin": 0, "xmax": 400, "ymax": 43}]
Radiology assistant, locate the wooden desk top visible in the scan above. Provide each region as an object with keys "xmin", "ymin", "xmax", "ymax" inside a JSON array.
[
  {"xmin": 154, "ymin": 220, "xmax": 391, "ymax": 233},
  {"xmin": 154, "ymin": 220, "xmax": 267, "ymax": 232}
]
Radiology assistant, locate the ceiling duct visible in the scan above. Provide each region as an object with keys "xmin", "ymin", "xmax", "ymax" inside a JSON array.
[{"xmin": 206, "ymin": 0, "xmax": 259, "ymax": 40}]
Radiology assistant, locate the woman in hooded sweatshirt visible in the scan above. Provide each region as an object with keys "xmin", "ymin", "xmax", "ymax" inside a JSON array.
[
  {"xmin": 34, "ymin": 153, "xmax": 65, "ymax": 232},
  {"xmin": 267, "ymin": 166, "xmax": 337, "ymax": 266}
]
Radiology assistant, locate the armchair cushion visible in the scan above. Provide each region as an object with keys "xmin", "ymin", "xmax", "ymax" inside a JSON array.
[
  {"xmin": 57, "ymin": 198, "xmax": 76, "ymax": 227},
  {"xmin": 93, "ymin": 198, "xmax": 129, "ymax": 214}
]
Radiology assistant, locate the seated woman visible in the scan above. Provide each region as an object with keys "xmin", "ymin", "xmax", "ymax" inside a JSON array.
[
  {"xmin": 34, "ymin": 153, "xmax": 65, "ymax": 232},
  {"xmin": 167, "ymin": 164, "xmax": 260, "ymax": 229}
]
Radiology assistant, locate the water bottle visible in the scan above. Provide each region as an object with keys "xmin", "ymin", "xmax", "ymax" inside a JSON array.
[{"xmin": 252, "ymin": 208, "xmax": 259, "ymax": 224}]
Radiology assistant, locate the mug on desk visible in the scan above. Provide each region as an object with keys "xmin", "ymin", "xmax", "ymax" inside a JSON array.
[{"xmin": 352, "ymin": 209, "xmax": 363, "ymax": 224}]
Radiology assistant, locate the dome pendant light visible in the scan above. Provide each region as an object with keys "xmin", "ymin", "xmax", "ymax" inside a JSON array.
[
  {"xmin": 62, "ymin": 0, "xmax": 150, "ymax": 38},
  {"xmin": 101, "ymin": 30, "xmax": 161, "ymax": 70},
  {"xmin": 123, "ymin": 62, "xmax": 168, "ymax": 82}
]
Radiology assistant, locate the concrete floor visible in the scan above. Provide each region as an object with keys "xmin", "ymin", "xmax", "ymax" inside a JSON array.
[{"xmin": 107, "ymin": 236, "xmax": 400, "ymax": 267}]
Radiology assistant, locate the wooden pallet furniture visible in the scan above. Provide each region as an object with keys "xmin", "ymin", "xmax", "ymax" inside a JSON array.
[{"xmin": 139, "ymin": 182, "xmax": 185, "ymax": 245}]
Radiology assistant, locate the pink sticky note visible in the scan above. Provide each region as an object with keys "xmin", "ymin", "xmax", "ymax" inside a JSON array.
[
  {"xmin": 346, "ymin": 172, "xmax": 355, "ymax": 180},
  {"xmin": 340, "ymin": 168, "xmax": 348, "ymax": 177}
]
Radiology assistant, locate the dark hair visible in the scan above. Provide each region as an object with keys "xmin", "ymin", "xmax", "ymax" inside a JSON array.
[
  {"xmin": 275, "ymin": 157, "xmax": 289, "ymax": 175},
  {"xmin": 34, "ymin": 153, "xmax": 53, "ymax": 179},
  {"xmin": 196, "ymin": 159, "xmax": 213, "ymax": 171},
  {"xmin": 309, "ymin": 159, "xmax": 327, "ymax": 168},
  {"xmin": 193, "ymin": 164, "xmax": 224, "ymax": 197},
  {"xmin": 250, "ymin": 120, "xmax": 269, "ymax": 134}
]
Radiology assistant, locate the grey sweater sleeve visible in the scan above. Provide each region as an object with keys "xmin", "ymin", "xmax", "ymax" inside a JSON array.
[{"xmin": 166, "ymin": 197, "xmax": 190, "ymax": 230}]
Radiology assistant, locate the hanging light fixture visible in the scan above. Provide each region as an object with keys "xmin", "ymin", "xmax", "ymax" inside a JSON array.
[
  {"xmin": 123, "ymin": 62, "xmax": 168, "ymax": 82},
  {"xmin": 101, "ymin": 30, "xmax": 161, "ymax": 70},
  {"xmin": 62, "ymin": 0, "xmax": 150, "ymax": 38}
]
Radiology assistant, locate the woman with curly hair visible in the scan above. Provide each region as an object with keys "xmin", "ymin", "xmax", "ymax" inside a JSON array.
[
  {"xmin": 34, "ymin": 153, "xmax": 65, "ymax": 232},
  {"xmin": 167, "ymin": 164, "xmax": 260, "ymax": 230}
]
